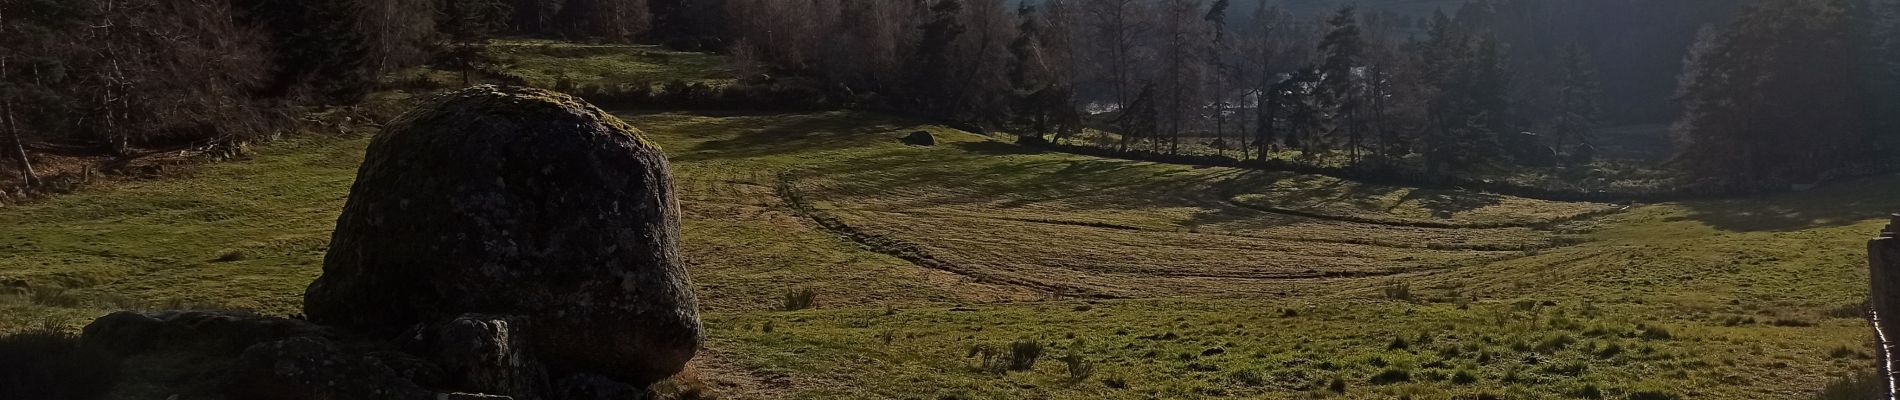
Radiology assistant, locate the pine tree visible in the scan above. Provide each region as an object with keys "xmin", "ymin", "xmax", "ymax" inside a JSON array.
[
  {"xmin": 508, "ymin": 0, "xmax": 562, "ymax": 34},
  {"xmin": 1249, "ymin": 1, "xmax": 1284, "ymax": 161},
  {"xmin": 1008, "ymin": 3, "xmax": 1054, "ymax": 140},
  {"xmin": 648, "ymin": 0, "xmax": 692, "ymax": 41},
  {"xmin": 1204, "ymin": 0, "xmax": 1230, "ymax": 157},
  {"xmin": 1083, "ymin": 0, "xmax": 1152, "ymax": 152},
  {"xmin": 1157, "ymin": 0, "xmax": 1205, "ymax": 155},
  {"xmin": 438, "ymin": 0, "xmax": 510, "ymax": 85},
  {"xmin": 1868, "ymin": 0, "xmax": 1900, "ymax": 147},
  {"xmin": 1008, "ymin": 3, "xmax": 1041, "ymax": 91},
  {"xmin": 1672, "ymin": 0, "xmax": 1866, "ymax": 183},
  {"xmin": 1285, "ymin": 67, "xmax": 1327, "ymax": 159},
  {"xmin": 1552, "ymin": 43, "xmax": 1603, "ymax": 166},
  {"xmin": 237, "ymin": 0, "xmax": 379, "ymax": 103},
  {"xmin": 557, "ymin": 0, "xmax": 648, "ymax": 43},
  {"xmin": 910, "ymin": 0, "xmax": 967, "ymax": 117},
  {"xmin": 1464, "ymin": 35, "xmax": 1510, "ymax": 155},
  {"xmin": 1318, "ymin": 6, "xmax": 1364, "ymax": 162},
  {"xmin": 1415, "ymin": 10, "xmax": 1466, "ymax": 174}
]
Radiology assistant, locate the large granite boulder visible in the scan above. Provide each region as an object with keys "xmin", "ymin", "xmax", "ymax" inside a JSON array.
[{"xmin": 304, "ymin": 85, "xmax": 702, "ymax": 387}]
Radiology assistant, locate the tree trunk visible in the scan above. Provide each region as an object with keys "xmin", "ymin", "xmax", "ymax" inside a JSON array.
[
  {"xmin": 1259, "ymin": 89, "xmax": 1277, "ymax": 162},
  {"xmin": 0, "ymin": 48, "xmax": 33, "ymax": 186},
  {"xmin": 3, "ymin": 101, "xmax": 36, "ymax": 186},
  {"xmin": 1372, "ymin": 67, "xmax": 1389, "ymax": 166}
]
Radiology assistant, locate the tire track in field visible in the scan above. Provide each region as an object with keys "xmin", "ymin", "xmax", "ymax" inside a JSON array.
[
  {"xmin": 1219, "ymin": 198, "xmax": 1630, "ymax": 231},
  {"xmin": 888, "ymin": 208, "xmax": 1570, "ymax": 252},
  {"xmin": 775, "ymin": 174, "xmax": 1118, "ymax": 299}
]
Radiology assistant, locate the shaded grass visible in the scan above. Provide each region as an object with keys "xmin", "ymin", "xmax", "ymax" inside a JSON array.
[
  {"xmin": 1226, "ymin": 173, "xmax": 1619, "ymax": 228},
  {"xmin": 0, "ymin": 329, "xmax": 121, "ymax": 399},
  {"xmin": 486, "ymin": 39, "xmax": 736, "ymax": 88}
]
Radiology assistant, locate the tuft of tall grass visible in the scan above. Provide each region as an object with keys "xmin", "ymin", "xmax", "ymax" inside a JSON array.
[
  {"xmin": 1058, "ymin": 354, "xmax": 1093, "ymax": 383},
  {"xmin": 1815, "ymin": 371, "xmax": 1880, "ymax": 400},
  {"xmin": 781, "ymin": 288, "xmax": 816, "ymax": 311},
  {"xmin": 1382, "ymin": 282, "xmax": 1414, "ymax": 302}
]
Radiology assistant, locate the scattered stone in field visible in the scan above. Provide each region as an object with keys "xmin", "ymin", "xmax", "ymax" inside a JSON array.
[
  {"xmin": 902, "ymin": 130, "xmax": 937, "ymax": 146},
  {"xmin": 304, "ymin": 85, "xmax": 701, "ymax": 388}
]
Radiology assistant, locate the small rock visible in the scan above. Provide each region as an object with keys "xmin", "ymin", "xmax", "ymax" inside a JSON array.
[{"xmin": 901, "ymin": 131, "xmax": 936, "ymax": 146}]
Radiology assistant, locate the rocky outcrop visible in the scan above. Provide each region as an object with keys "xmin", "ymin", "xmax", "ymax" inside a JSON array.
[
  {"xmin": 74, "ymin": 86, "xmax": 703, "ymax": 400},
  {"xmin": 81, "ymin": 310, "xmax": 336, "ymax": 356},
  {"xmin": 228, "ymin": 337, "xmax": 439, "ymax": 400}
]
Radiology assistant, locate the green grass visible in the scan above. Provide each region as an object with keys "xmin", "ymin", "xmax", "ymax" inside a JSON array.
[
  {"xmin": 703, "ymin": 298, "xmax": 1867, "ymax": 399},
  {"xmin": 0, "ymin": 136, "xmax": 365, "ymax": 331},
  {"xmin": 0, "ymin": 106, "xmax": 1884, "ymax": 398},
  {"xmin": 486, "ymin": 39, "xmax": 737, "ymax": 88}
]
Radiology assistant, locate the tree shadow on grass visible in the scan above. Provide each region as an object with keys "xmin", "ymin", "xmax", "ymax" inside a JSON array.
[
  {"xmin": 1680, "ymin": 174, "xmax": 1900, "ymax": 232},
  {"xmin": 1396, "ymin": 189, "xmax": 1506, "ymax": 220},
  {"xmin": 800, "ymin": 140, "xmax": 1264, "ymax": 217},
  {"xmin": 1215, "ymin": 171, "xmax": 1410, "ymax": 213},
  {"xmin": 673, "ymin": 112, "xmax": 910, "ymax": 162},
  {"xmin": 954, "ymin": 140, "xmax": 1045, "ymax": 156}
]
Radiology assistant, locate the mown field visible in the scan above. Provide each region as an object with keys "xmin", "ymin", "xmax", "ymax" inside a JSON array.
[{"xmin": 0, "ymin": 45, "xmax": 1887, "ymax": 399}]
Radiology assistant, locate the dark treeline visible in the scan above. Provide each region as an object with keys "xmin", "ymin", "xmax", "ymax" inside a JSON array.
[
  {"xmin": 0, "ymin": 0, "xmax": 704, "ymax": 185},
  {"xmin": 723, "ymin": 0, "xmax": 1900, "ymax": 186},
  {"xmin": 4, "ymin": 0, "xmax": 1898, "ymax": 189},
  {"xmin": 0, "ymin": 0, "xmax": 435, "ymax": 157}
]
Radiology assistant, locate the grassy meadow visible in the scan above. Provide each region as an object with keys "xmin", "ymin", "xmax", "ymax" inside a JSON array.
[{"xmin": 0, "ymin": 44, "xmax": 1887, "ymax": 399}]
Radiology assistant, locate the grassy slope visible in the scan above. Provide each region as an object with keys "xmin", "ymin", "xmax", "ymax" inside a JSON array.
[
  {"xmin": 652, "ymin": 112, "xmax": 1882, "ymax": 399},
  {"xmin": 0, "ymin": 109, "xmax": 1879, "ymax": 399},
  {"xmin": 0, "ymin": 44, "xmax": 1885, "ymax": 398}
]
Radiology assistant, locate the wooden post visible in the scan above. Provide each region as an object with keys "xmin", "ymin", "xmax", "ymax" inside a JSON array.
[{"xmin": 1869, "ymin": 214, "xmax": 1900, "ymax": 400}]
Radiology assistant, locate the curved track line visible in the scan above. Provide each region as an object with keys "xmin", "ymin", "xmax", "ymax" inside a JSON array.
[{"xmin": 775, "ymin": 174, "xmax": 1116, "ymax": 298}]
